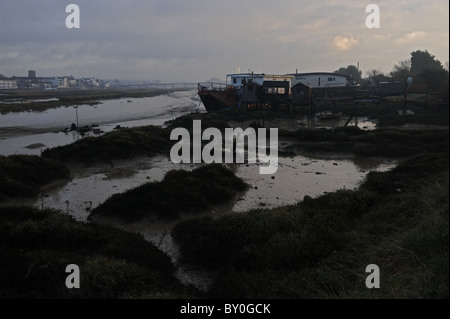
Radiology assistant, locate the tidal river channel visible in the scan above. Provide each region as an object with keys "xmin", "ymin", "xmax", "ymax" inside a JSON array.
[{"xmin": 0, "ymin": 89, "xmax": 396, "ymax": 290}]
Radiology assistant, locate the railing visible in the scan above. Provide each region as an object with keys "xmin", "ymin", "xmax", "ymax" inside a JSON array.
[{"xmin": 198, "ymin": 82, "xmax": 229, "ymax": 92}]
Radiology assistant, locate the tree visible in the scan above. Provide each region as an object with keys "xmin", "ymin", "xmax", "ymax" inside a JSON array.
[
  {"xmin": 334, "ymin": 65, "xmax": 362, "ymax": 82},
  {"xmin": 390, "ymin": 59, "xmax": 411, "ymax": 82},
  {"xmin": 366, "ymin": 69, "xmax": 391, "ymax": 84},
  {"xmin": 410, "ymin": 50, "xmax": 444, "ymax": 74},
  {"xmin": 418, "ymin": 68, "xmax": 449, "ymax": 92}
]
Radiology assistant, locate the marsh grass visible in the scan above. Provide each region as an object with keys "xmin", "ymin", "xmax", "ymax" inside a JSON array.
[
  {"xmin": 0, "ymin": 206, "xmax": 191, "ymax": 298},
  {"xmin": 41, "ymin": 113, "xmax": 230, "ymax": 166},
  {"xmin": 90, "ymin": 163, "xmax": 249, "ymax": 222},
  {"xmin": 40, "ymin": 112, "xmax": 449, "ymax": 165},
  {"xmin": 42, "ymin": 126, "xmax": 172, "ymax": 165},
  {"xmin": 0, "ymin": 155, "xmax": 70, "ymax": 202},
  {"xmin": 281, "ymin": 126, "xmax": 448, "ymax": 157},
  {"xmin": 2, "ymin": 112, "xmax": 448, "ymax": 299},
  {"xmin": 165, "ymin": 112, "xmax": 230, "ymax": 132},
  {"xmin": 172, "ymin": 153, "xmax": 449, "ymax": 298}
]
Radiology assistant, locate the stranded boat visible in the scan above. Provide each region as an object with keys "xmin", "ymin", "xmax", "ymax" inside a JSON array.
[{"xmin": 198, "ymin": 72, "xmax": 355, "ymax": 113}]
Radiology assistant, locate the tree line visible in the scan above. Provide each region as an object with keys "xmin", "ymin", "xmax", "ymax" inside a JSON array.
[{"xmin": 334, "ymin": 50, "xmax": 449, "ymax": 92}]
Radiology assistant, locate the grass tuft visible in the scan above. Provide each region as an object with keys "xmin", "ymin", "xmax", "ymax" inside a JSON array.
[{"xmin": 90, "ymin": 163, "xmax": 249, "ymax": 221}]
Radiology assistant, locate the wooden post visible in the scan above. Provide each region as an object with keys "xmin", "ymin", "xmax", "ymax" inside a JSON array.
[
  {"xmin": 403, "ymin": 85, "xmax": 407, "ymax": 115},
  {"xmin": 74, "ymin": 106, "xmax": 79, "ymax": 127}
]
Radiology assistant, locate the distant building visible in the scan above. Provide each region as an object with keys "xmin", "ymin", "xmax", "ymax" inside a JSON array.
[
  {"xmin": 58, "ymin": 77, "xmax": 69, "ymax": 88},
  {"xmin": 289, "ymin": 72, "xmax": 351, "ymax": 88},
  {"xmin": 2, "ymin": 71, "xmax": 109, "ymax": 89},
  {"xmin": 0, "ymin": 79, "xmax": 18, "ymax": 89}
]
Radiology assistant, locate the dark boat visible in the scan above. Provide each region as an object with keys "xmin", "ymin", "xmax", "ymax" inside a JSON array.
[{"xmin": 198, "ymin": 83, "xmax": 240, "ymax": 112}]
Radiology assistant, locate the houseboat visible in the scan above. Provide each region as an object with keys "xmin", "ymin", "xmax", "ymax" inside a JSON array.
[{"xmin": 198, "ymin": 72, "xmax": 354, "ymax": 113}]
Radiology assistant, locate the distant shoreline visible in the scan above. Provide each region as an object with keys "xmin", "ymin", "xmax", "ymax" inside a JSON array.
[{"xmin": 0, "ymin": 88, "xmax": 188, "ymax": 114}]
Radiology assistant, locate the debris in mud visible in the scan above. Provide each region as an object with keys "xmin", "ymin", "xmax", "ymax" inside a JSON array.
[{"xmin": 25, "ymin": 143, "xmax": 46, "ymax": 149}]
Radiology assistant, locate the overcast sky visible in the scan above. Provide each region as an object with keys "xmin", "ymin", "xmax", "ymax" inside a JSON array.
[{"xmin": 0, "ymin": 0, "xmax": 448, "ymax": 81}]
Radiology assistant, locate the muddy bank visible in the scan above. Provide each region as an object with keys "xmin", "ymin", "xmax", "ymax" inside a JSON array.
[
  {"xmin": 0, "ymin": 88, "xmax": 184, "ymax": 114},
  {"xmin": 0, "ymin": 89, "xmax": 201, "ymax": 155}
]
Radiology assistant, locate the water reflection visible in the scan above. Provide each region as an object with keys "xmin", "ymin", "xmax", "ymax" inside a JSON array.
[
  {"xmin": 0, "ymin": 90, "xmax": 201, "ymax": 155},
  {"xmin": 0, "ymin": 91, "xmax": 199, "ymax": 131},
  {"xmin": 32, "ymin": 154, "xmax": 396, "ymax": 221}
]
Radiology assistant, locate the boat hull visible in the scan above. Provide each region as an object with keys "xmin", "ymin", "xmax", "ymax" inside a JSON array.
[{"xmin": 198, "ymin": 90, "xmax": 239, "ymax": 112}]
